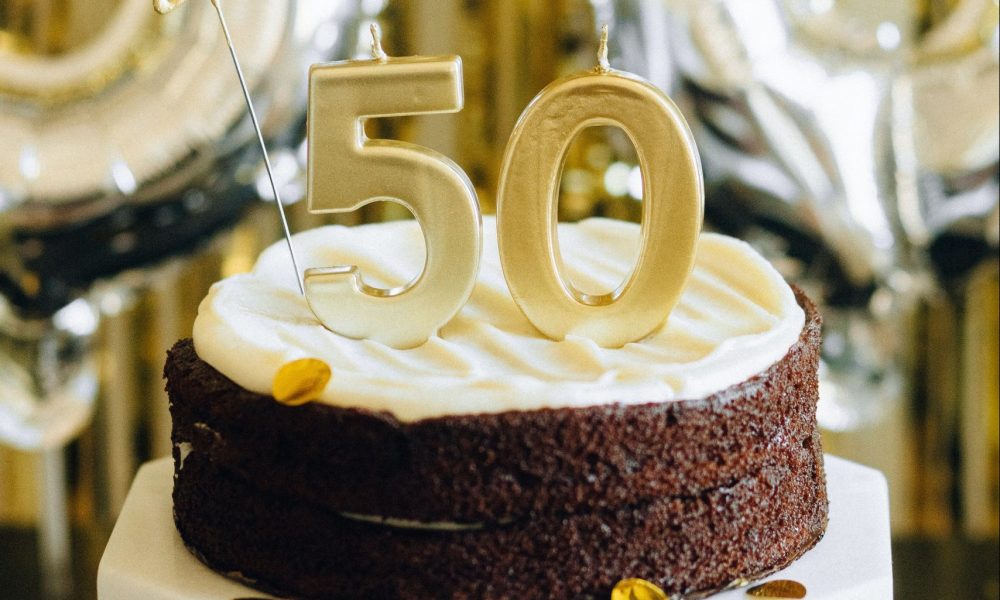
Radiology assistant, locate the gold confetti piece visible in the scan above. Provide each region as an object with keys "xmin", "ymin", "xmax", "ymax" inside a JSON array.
[
  {"xmin": 272, "ymin": 358, "xmax": 331, "ymax": 406},
  {"xmin": 152, "ymin": 0, "xmax": 189, "ymax": 15},
  {"xmin": 611, "ymin": 578, "xmax": 668, "ymax": 600},
  {"xmin": 746, "ymin": 579, "xmax": 807, "ymax": 598}
]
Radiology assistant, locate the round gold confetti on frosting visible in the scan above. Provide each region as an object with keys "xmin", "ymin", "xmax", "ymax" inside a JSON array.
[
  {"xmin": 272, "ymin": 358, "xmax": 332, "ymax": 406},
  {"xmin": 746, "ymin": 579, "xmax": 807, "ymax": 598},
  {"xmin": 611, "ymin": 578, "xmax": 668, "ymax": 600}
]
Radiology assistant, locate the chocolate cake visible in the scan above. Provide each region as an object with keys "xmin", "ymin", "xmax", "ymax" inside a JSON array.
[{"xmin": 165, "ymin": 216, "xmax": 827, "ymax": 599}]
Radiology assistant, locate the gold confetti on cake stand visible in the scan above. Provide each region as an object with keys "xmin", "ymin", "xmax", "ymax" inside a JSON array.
[{"xmin": 746, "ymin": 579, "xmax": 808, "ymax": 598}]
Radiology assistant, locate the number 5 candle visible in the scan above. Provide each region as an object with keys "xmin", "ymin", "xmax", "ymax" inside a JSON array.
[
  {"xmin": 497, "ymin": 26, "xmax": 704, "ymax": 348},
  {"xmin": 305, "ymin": 25, "xmax": 481, "ymax": 349}
]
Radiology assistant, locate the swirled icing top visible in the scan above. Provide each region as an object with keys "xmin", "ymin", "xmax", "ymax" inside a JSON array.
[{"xmin": 193, "ymin": 216, "xmax": 804, "ymax": 421}]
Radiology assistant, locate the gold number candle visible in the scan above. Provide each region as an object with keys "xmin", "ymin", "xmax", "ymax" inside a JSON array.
[
  {"xmin": 305, "ymin": 26, "xmax": 481, "ymax": 349},
  {"xmin": 496, "ymin": 27, "xmax": 703, "ymax": 348}
]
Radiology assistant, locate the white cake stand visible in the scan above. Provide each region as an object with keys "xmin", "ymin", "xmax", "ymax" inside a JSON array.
[{"xmin": 97, "ymin": 455, "xmax": 892, "ymax": 599}]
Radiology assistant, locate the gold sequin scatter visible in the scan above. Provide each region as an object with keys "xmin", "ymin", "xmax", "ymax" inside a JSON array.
[
  {"xmin": 746, "ymin": 579, "xmax": 807, "ymax": 598},
  {"xmin": 272, "ymin": 358, "xmax": 332, "ymax": 406},
  {"xmin": 611, "ymin": 578, "xmax": 668, "ymax": 600},
  {"xmin": 152, "ymin": 0, "xmax": 189, "ymax": 15}
]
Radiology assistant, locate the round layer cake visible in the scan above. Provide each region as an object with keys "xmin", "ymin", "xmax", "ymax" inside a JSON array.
[{"xmin": 165, "ymin": 216, "xmax": 827, "ymax": 599}]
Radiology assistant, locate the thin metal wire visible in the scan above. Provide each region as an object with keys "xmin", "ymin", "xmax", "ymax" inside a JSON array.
[{"xmin": 210, "ymin": 0, "xmax": 304, "ymax": 294}]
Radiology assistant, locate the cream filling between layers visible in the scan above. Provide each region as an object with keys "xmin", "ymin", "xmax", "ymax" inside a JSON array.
[{"xmin": 193, "ymin": 216, "xmax": 804, "ymax": 422}]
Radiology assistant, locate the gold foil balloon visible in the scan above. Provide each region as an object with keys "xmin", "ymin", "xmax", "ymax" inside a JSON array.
[
  {"xmin": 611, "ymin": 578, "xmax": 668, "ymax": 600},
  {"xmin": 304, "ymin": 27, "xmax": 481, "ymax": 349},
  {"xmin": 272, "ymin": 358, "xmax": 332, "ymax": 407},
  {"xmin": 497, "ymin": 27, "xmax": 703, "ymax": 348}
]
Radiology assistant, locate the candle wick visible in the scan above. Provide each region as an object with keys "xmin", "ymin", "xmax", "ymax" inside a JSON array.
[
  {"xmin": 370, "ymin": 23, "xmax": 388, "ymax": 61},
  {"xmin": 597, "ymin": 24, "xmax": 610, "ymax": 72}
]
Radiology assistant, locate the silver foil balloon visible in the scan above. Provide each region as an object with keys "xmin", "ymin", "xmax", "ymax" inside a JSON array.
[
  {"xmin": 668, "ymin": 0, "xmax": 997, "ymax": 409},
  {"xmin": 0, "ymin": 0, "xmax": 353, "ymax": 214},
  {"xmin": 669, "ymin": 0, "xmax": 998, "ymax": 270},
  {"xmin": 670, "ymin": 0, "xmax": 900, "ymax": 285},
  {"xmin": 0, "ymin": 295, "xmax": 98, "ymax": 451}
]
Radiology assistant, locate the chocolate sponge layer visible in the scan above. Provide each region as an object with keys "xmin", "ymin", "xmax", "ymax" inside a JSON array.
[{"xmin": 166, "ymin": 288, "xmax": 826, "ymax": 598}]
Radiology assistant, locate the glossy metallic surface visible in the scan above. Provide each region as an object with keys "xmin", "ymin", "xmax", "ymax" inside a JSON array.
[
  {"xmin": 670, "ymin": 0, "xmax": 997, "ymax": 283},
  {"xmin": 0, "ymin": 295, "xmax": 98, "ymax": 451},
  {"xmin": 0, "ymin": 0, "xmax": 359, "ymax": 222},
  {"xmin": 305, "ymin": 42, "xmax": 480, "ymax": 349},
  {"xmin": 497, "ymin": 51, "xmax": 702, "ymax": 347}
]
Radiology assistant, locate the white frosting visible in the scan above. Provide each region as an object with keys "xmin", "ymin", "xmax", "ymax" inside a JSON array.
[{"xmin": 193, "ymin": 217, "xmax": 804, "ymax": 422}]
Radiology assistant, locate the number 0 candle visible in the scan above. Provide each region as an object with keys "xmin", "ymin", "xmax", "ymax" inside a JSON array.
[
  {"xmin": 497, "ymin": 26, "xmax": 704, "ymax": 348},
  {"xmin": 304, "ymin": 26, "xmax": 481, "ymax": 349}
]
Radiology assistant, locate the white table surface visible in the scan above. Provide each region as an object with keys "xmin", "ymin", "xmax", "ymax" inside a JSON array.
[{"xmin": 98, "ymin": 455, "xmax": 892, "ymax": 599}]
